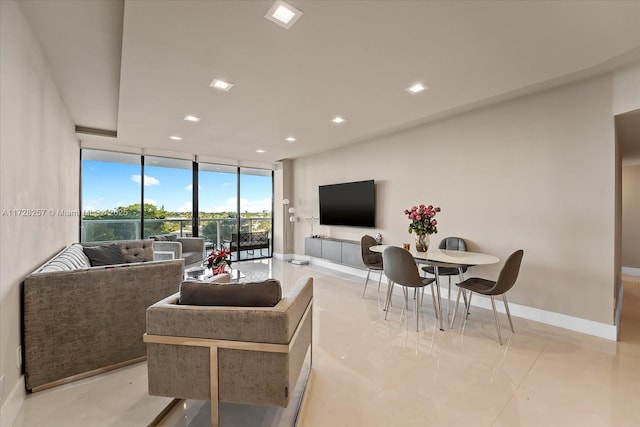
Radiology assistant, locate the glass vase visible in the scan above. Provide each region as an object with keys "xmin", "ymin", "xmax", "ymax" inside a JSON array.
[{"xmin": 415, "ymin": 233, "xmax": 430, "ymax": 252}]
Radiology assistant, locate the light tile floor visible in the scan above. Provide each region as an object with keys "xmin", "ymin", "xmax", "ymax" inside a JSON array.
[{"xmin": 12, "ymin": 262, "xmax": 640, "ymax": 427}]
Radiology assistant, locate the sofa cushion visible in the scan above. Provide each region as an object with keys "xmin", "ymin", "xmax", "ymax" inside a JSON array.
[
  {"xmin": 151, "ymin": 234, "xmax": 178, "ymax": 241},
  {"xmin": 183, "ymin": 251, "xmax": 202, "ymax": 266},
  {"xmin": 40, "ymin": 244, "xmax": 91, "ymax": 272},
  {"xmin": 118, "ymin": 240, "xmax": 154, "ymax": 263},
  {"xmin": 82, "ymin": 243, "xmax": 127, "ymax": 267},
  {"xmin": 178, "ymin": 279, "xmax": 282, "ymax": 307}
]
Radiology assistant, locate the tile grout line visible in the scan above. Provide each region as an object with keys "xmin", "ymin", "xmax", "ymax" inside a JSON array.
[{"xmin": 490, "ymin": 333, "xmax": 553, "ymax": 426}]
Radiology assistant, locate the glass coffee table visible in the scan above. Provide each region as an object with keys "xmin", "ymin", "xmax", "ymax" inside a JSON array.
[{"xmin": 184, "ymin": 265, "xmax": 245, "ymax": 282}]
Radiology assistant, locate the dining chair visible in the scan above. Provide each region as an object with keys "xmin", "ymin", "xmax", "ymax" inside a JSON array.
[
  {"xmin": 361, "ymin": 235, "xmax": 383, "ymax": 297},
  {"xmin": 422, "ymin": 237, "xmax": 467, "ymax": 282},
  {"xmin": 382, "ymin": 246, "xmax": 438, "ymax": 331},
  {"xmin": 421, "ymin": 236, "xmax": 468, "ymax": 275},
  {"xmin": 450, "ymin": 249, "xmax": 524, "ymax": 345}
]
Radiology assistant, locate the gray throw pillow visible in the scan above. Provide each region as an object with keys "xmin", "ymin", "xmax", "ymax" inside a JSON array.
[
  {"xmin": 178, "ymin": 279, "xmax": 282, "ymax": 307},
  {"xmin": 118, "ymin": 240, "xmax": 154, "ymax": 263},
  {"xmin": 82, "ymin": 243, "xmax": 127, "ymax": 266}
]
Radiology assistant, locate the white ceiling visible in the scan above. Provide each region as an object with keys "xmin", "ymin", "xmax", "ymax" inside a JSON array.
[{"xmin": 20, "ymin": 0, "xmax": 640, "ymax": 164}]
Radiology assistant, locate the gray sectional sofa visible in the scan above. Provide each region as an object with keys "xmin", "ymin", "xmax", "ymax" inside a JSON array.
[
  {"xmin": 22, "ymin": 240, "xmax": 183, "ymax": 392},
  {"xmin": 150, "ymin": 234, "xmax": 205, "ymax": 268}
]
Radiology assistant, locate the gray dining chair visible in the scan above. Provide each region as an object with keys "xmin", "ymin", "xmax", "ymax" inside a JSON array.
[
  {"xmin": 361, "ymin": 235, "xmax": 383, "ymax": 297},
  {"xmin": 383, "ymin": 246, "xmax": 438, "ymax": 331},
  {"xmin": 421, "ymin": 236, "xmax": 468, "ymax": 276},
  {"xmin": 451, "ymin": 249, "xmax": 524, "ymax": 345}
]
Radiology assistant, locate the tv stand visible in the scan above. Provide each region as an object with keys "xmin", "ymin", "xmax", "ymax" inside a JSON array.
[{"xmin": 304, "ymin": 237, "xmax": 364, "ymax": 268}]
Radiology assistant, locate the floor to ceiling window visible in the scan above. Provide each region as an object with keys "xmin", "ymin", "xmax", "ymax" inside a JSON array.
[
  {"xmin": 239, "ymin": 167, "xmax": 273, "ymax": 260},
  {"xmin": 81, "ymin": 150, "xmax": 273, "ymax": 261},
  {"xmin": 198, "ymin": 164, "xmax": 239, "ymax": 253},
  {"xmin": 81, "ymin": 150, "xmax": 142, "ymax": 241},
  {"xmin": 142, "ymin": 156, "xmax": 193, "ymax": 239}
]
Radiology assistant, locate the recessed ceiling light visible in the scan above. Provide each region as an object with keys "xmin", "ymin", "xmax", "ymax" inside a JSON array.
[
  {"xmin": 184, "ymin": 115, "xmax": 201, "ymax": 123},
  {"xmin": 331, "ymin": 116, "xmax": 346, "ymax": 124},
  {"xmin": 265, "ymin": 0, "xmax": 303, "ymax": 29},
  {"xmin": 285, "ymin": 137, "xmax": 297, "ymax": 142},
  {"xmin": 209, "ymin": 78, "xmax": 234, "ymax": 91},
  {"xmin": 405, "ymin": 83, "xmax": 428, "ymax": 94},
  {"xmin": 169, "ymin": 136, "xmax": 183, "ymax": 141},
  {"xmin": 256, "ymin": 149, "xmax": 266, "ymax": 153}
]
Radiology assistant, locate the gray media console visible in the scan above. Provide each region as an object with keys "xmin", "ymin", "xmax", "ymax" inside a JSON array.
[{"xmin": 304, "ymin": 237, "xmax": 365, "ymax": 269}]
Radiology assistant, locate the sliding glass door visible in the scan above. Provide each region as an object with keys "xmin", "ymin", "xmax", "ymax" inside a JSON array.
[
  {"xmin": 198, "ymin": 165, "xmax": 273, "ymax": 261},
  {"xmin": 142, "ymin": 156, "xmax": 193, "ymax": 238},
  {"xmin": 198, "ymin": 164, "xmax": 239, "ymax": 255},
  {"xmin": 239, "ymin": 167, "xmax": 273, "ymax": 260}
]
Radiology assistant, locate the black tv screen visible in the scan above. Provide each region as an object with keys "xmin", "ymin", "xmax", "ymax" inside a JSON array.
[{"xmin": 319, "ymin": 180, "xmax": 375, "ymax": 228}]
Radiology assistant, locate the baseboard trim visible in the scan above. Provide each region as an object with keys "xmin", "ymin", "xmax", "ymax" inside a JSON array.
[
  {"xmin": 456, "ymin": 292, "xmax": 617, "ymax": 341},
  {"xmin": 0, "ymin": 375, "xmax": 26, "ymax": 427},
  {"xmin": 273, "ymin": 252, "xmax": 294, "ymax": 261},
  {"xmin": 614, "ymin": 281, "xmax": 625, "ymax": 340},
  {"xmin": 29, "ymin": 356, "xmax": 147, "ymax": 393},
  {"xmin": 307, "ymin": 256, "xmax": 618, "ymax": 341},
  {"xmin": 622, "ymin": 266, "xmax": 640, "ymax": 276}
]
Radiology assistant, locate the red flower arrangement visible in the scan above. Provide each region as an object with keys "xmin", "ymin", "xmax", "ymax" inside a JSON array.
[
  {"xmin": 206, "ymin": 248, "xmax": 232, "ymax": 274},
  {"xmin": 404, "ymin": 204, "xmax": 441, "ymax": 235}
]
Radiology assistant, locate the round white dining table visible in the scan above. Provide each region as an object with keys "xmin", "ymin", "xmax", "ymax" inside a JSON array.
[
  {"xmin": 369, "ymin": 245, "xmax": 499, "ymax": 266},
  {"xmin": 369, "ymin": 245, "xmax": 499, "ymax": 330}
]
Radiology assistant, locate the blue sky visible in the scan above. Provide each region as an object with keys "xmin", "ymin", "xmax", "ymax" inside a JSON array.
[{"xmin": 82, "ymin": 161, "xmax": 272, "ymax": 213}]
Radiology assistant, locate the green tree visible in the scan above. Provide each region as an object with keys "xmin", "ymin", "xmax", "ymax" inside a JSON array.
[
  {"xmin": 83, "ymin": 203, "xmax": 176, "ymax": 241},
  {"xmin": 201, "ymin": 213, "xmax": 237, "ymax": 245}
]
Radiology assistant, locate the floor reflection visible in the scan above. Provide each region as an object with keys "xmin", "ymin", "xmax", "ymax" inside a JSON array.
[{"xmin": 12, "ymin": 261, "xmax": 640, "ymax": 427}]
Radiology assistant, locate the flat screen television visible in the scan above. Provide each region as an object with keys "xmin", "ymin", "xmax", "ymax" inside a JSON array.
[{"xmin": 319, "ymin": 180, "xmax": 375, "ymax": 228}]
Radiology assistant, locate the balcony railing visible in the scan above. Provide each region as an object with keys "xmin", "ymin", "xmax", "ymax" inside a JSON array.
[{"xmin": 81, "ymin": 217, "xmax": 272, "ymax": 254}]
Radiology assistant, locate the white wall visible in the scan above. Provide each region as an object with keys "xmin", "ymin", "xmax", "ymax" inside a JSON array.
[
  {"xmin": 613, "ymin": 61, "xmax": 640, "ymax": 115},
  {"xmin": 0, "ymin": 0, "xmax": 79, "ymax": 423},
  {"xmin": 292, "ymin": 74, "xmax": 616, "ymax": 326}
]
